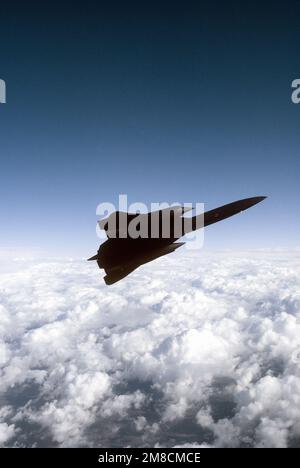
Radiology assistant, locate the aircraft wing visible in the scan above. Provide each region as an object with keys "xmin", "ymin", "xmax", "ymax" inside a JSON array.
[
  {"xmin": 102, "ymin": 241, "xmax": 185, "ymax": 285},
  {"xmin": 98, "ymin": 205, "xmax": 192, "ymax": 238}
]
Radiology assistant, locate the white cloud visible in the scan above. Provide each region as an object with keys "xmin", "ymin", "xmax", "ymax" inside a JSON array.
[
  {"xmin": 0, "ymin": 407, "xmax": 15, "ymax": 445},
  {"xmin": 0, "ymin": 422, "xmax": 15, "ymax": 445},
  {"xmin": 0, "ymin": 250, "xmax": 300, "ymax": 447}
]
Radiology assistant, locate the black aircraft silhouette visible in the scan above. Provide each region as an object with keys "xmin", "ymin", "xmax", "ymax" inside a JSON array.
[{"xmin": 88, "ymin": 196, "xmax": 266, "ymax": 285}]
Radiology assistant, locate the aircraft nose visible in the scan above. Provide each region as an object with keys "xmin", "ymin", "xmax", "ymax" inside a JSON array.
[
  {"xmin": 247, "ymin": 196, "xmax": 268, "ymax": 206},
  {"xmin": 255, "ymin": 196, "xmax": 268, "ymax": 204}
]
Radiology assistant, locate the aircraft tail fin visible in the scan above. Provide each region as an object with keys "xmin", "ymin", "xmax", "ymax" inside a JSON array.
[{"xmin": 104, "ymin": 266, "xmax": 136, "ymax": 285}]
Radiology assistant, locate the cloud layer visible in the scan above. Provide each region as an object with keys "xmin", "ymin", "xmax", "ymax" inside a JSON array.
[{"xmin": 0, "ymin": 250, "xmax": 300, "ymax": 447}]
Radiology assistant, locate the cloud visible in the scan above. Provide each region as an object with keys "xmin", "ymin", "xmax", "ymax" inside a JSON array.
[
  {"xmin": 0, "ymin": 250, "xmax": 300, "ymax": 447},
  {"xmin": 0, "ymin": 407, "xmax": 15, "ymax": 445}
]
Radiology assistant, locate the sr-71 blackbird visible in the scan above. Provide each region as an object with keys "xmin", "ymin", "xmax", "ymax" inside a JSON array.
[{"xmin": 88, "ymin": 196, "xmax": 266, "ymax": 285}]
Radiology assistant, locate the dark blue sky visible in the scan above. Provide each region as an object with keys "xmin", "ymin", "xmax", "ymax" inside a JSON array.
[{"xmin": 0, "ymin": 1, "xmax": 299, "ymax": 256}]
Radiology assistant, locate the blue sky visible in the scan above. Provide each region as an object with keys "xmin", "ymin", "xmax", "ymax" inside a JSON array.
[{"xmin": 0, "ymin": 1, "xmax": 299, "ymax": 256}]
